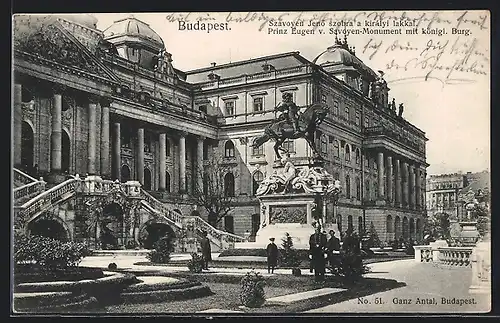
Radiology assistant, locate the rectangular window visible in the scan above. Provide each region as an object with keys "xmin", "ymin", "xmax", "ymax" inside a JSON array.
[
  {"xmin": 333, "ymin": 101, "xmax": 339, "ymax": 115},
  {"xmin": 365, "ymin": 116, "xmax": 370, "ymax": 127},
  {"xmin": 282, "ymin": 140, "xmax": 295, "ymax": 153},
  {"xmin": 345, "ymin": 107, "xmax": 350, "ymax": 120},
  {"xmin": 333, "ymin": 141, "xmax": 340, "ymax": 158},
  {"xmin": 225, "ymin": 100, "xmax": 235, "ymax": 116},
  {"xmin": 321, "ymin": 94, "xmax": 327, "ymax": 104},
  {"xmin": 355, "ymin": 112, "xmax": 360, "ymax": 126},
  {"xmin": 252, "ymin": 143, "xmax": 264, "ymax": 156},
  {"xmin": 253, "ymin": 97, "xmax": 264, "ymax": 112}
]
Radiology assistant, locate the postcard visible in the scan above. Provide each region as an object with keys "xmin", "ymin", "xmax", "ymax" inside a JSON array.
[{"xmin": 11, "ymin": 10, "xmax": 491, "ymax": 315}]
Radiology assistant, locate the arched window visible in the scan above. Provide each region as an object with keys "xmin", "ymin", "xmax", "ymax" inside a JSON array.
[
  {"xmin": 165, "ymin": 171, "xmax": 171, "ymax": 193},
  {"xmin": 337, "ymin": 214, "xmax": 343, "ymax": 234},
  {"xmin": 224, "ymin": 140, "xmax": 235, "ymax": 157},
  {"xmin": 224, "ymin": 172, "xmax": 235, "ymax": 197},
  {"xmin": 386, "ymin": 215, "xmax": 393, "ymax": 233},
  {"xmin": 143, "ymin": 168, "xmax": 152, "ymax": 190},
  {"xmin": 355, "ymin": 148, "xmax": 361, "ymax": 165},
  {"xmin": 347, "ymin": 215, "xmax": 353, "ymax": 233},
  {"xmin": 320, "ymin": 135, "xmax": 328, "ymax": 154},
  {"xmin": 345, "ymin": 144, "xmax": 351, "ymax": 162},
  {"xmin": 166, "ymin": 139, "xmax": 171, "ymax": 157},
  {"xmin": 356, "ymin": 177, "xmax": 361, "ymax": 200},
  {"xmin": 365, "ymin": 180, "xmax": 370, "ymax": 200},
  {"xmin": 402, "ymin": 217, "xmax": 409, "ymax": 240},
  {"xmin": 252, "ymin": 139, "xmax": 264, "ymax": 156},
  {"xmin": 358, "ymin": 216, "xmax": 363, "ymax": 234},
  {"xmin": 252, "ymin": 171, "xmax": 264, "ymax": 195},
  {"xmin": 333, "ymin": 140, "xmax": 340, "ymax": 158},
  {"xmin": 224, "ymin": 215, "xmax": 235, "ymax": 234},
  {"xmin": 345, "ymin": 175, "xmax": 351, "ymax": 199}
]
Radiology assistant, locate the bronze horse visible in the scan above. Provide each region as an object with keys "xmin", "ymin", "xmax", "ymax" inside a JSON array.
[{"xmin": 251, "ymin": 103, "xmax": 328, "ymax": 160}]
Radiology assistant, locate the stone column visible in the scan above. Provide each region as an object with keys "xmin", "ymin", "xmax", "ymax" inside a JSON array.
[
  {"xmin": 386, "ymin": 155, "xmax": 393, "ymax": 204},
  {"xmin": 159, "ymin": 133, "xmax": 167, "ymax": 191},
  {"xmin": 51, "ymin": 87, "xmax": 63, "ymax": 173},
  {"xmin": 377, "ymin": 151, "xmax": 385, "ymax": 200},
  {"xmin": 14, "ymin": 83, "xmax": 22, "ymax": 167},
  {"xmin": 402, "ymin": 162, "xmax": 409, "ymax": 207},
  {"xmin": 395, "ymin": 158, "xmax": 402, "ymax": 207},
  {"xmin": 100, "ymin": 98, "xmax": 111, "ymax": 178},
  {"xmin": 196, "ymin": 136, "xmax": 205, "ymax": 192},
  {"xmin": 179, "ymin": 133, "xmax": 187, "ymax": 193},
  {"xmin": 409, "ymin": 165, "xmax": 415, "ymax": 209},
  {"xmin": 113, "ymin": 122, "xmax": 121, "ymax": 180},
  {"xmin": 87, "ymin": 96, "xmax": 98, "ymax": 175},
  {"xmin": 137, "ymin": 128, "xmax": 145, "ymax": 184},
  {"xmin": 415, "ymin": 166, "xmax": 422, "ymax": 210}
]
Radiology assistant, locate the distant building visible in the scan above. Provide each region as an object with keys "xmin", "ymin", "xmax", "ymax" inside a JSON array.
[{"xmin": 426, "ymin": 170, "xmax": 490, "ymax": 220}]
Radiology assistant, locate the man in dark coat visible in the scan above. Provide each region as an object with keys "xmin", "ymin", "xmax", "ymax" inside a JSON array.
[
  {"xmin": 200, "ymin": 231, "xmax": 212, "ymax": 270},
  {"xmin": 309, "ymin": 226, "xmax": 327, "ymax": 281},
  {"xmin": 266, "ymin": 237, "xmax": 279, "ymax": 273},
  {"xmin": 326, "ymin": 230, "xmax": 341, "ymax": 271}
]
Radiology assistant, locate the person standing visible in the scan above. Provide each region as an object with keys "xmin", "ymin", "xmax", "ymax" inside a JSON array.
[
  {"xmin": 266, "ymin": 237, "xmax": 279, "ymax": 273},
  {"xmin": 200, "ymin": 231, "xmax": 212, "ymax": 270},
  {"xmin": 309, "ymin": 226, "xmax": 327, "ymax": 281},
  {"xmin": 326, "ymin": 230, "xmax": 341, "ymax": 272}
]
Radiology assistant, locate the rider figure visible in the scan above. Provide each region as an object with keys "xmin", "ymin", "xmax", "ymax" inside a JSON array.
[{"xmin": 275, "ymin": 92, "xmax": 300, "ymax": 135}]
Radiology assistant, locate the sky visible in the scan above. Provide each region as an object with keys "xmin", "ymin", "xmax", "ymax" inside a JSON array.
[{"xmin": 90, "ymin": 11, "xmax": 490, "ymax": 176}]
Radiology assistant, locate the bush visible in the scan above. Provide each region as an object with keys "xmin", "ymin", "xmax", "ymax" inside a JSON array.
[
  {"xmin": 364, "ymin": 222, "xmax": 381, "ymax": 249},
  {"xmin": 14, "ymin": 234, "xmax": 91, "ymax": 269},
  {"xmin": 240, "ymin": 270, "xmax": 266, "ymax": 308},
  {"xmin": 147, "ymin": 235, "xmax": 174, "ymax": 264},
  {"xmin": 338, "ymin": 251, "xmax": 369, "ymax": 281},
  {"xmin": 292, "ymin": 268, "xmax": 302, "ymax": 276},
  {"xmin": 279, "ymin": 232, "xmax": 301, "ymax": 268},
  {"xmin": 405, "ymin": 239, "xmax": 415, "ymax": 255},
  {"xmin": 187, "ymin": 253, "xmax": 204, "ymax": 273},
  {"xmin": 125, "ymin": 240, "xmax": 138, "ymax": 250},
  {"xmin": 108, "ymin": 263, "xmax": 117, "ymax": 270}
]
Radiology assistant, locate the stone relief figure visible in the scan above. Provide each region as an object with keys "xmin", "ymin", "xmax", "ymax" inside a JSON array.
[
  {"xmin": 279, "ymin": 155, "xmax": 297, "ymax": 193},
  {"xmin": 391, "ymin": 98, "xmax": 397, "ymax": 113}
]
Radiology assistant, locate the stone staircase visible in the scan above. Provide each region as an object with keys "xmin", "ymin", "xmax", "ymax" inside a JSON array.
[
  {"xmin": 13, "ymin": 174, "xmax": 245, "ymax": 250},
  {"xmin": 13, "ymin": 168, "xmax": 47, "ymax": 206}
]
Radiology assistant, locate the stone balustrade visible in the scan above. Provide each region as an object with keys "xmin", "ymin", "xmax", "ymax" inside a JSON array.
[
  {"xmin": 14, "ymin": 180, "xmax": 46, "ymax": 202},
  {"xmin": 413, "ymin": 244, "xmax": 473, "ymax": 267}
]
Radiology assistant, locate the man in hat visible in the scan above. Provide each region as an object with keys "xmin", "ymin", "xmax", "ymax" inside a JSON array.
[
  {"xmin": 266, "ymin": 237, "xmax": 279, "ymax": 273},
  {"xmin": 275, "ymin": 92, "xmax": 300, "ymax": 135},
  {"xmin": 309, "ymin": 226, "xmax": 327, "ymax": 281},
  {"xmin": 200, "ymin": 231, "xmax": 212, "ymax": 270},
  {"xmin": 326, "ymin": 230, "xmax": 341, "ymax": 272}
]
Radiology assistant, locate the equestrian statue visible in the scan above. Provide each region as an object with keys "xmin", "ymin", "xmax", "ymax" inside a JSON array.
[{"xmin": 251, "ymin": 92, "xmax": 328, "ymax": 161}]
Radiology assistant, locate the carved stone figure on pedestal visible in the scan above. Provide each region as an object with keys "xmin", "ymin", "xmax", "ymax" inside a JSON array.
[{"xmin": 398, "ymin": 103, "xmax": 404, "ymax": 117}]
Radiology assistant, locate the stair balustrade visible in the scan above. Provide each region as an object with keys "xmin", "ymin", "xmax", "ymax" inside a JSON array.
[
  {"xmin": 14, "ymin": 181, "xmax": 46, "ymax": 202},
  {"xmin": 13, "ymin": 168, "xmax": 38, "ymax": 186}
]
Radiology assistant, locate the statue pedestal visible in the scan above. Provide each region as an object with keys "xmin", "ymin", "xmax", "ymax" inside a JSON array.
[
  {"xmin": 459, "ymin": 221, "xmax": 480, "ymax": 246},
  {"xmin": 237, "ymin": 194, "xmax": 319, "ymax": 250}
]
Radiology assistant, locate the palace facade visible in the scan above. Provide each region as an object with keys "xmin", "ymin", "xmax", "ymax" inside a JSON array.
[{"xmin": 12, "ymin": 14, "xmax": 428, "ymax": 249}]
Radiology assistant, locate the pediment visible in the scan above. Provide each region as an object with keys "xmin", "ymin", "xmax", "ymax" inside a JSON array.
[{"xmin": 13, "ymin": 16, "xmax": 120, "ymax": 83}]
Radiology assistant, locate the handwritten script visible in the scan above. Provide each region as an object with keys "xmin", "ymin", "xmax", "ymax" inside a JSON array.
[{"xmin": 165, "ymin": 11, "xmax": 490, "ymax": 86}]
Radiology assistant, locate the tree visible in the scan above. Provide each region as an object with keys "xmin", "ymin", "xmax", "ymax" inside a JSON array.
[
  {"xmin": 280, "ymin": 232, "xmax": 301, "ymax": 267},
  {"xmin": 365, "ymin": 222, "xmax": 381, "ymax": 248},
  {"xmin": 191, "ymin": 157, "xmax": 238, "ymax": 227},
  {"xmin": 425, "ymin": 212, "xmax": 451, "ymax": 240}
]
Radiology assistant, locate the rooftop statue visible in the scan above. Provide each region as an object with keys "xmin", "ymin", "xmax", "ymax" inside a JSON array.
[{"xmin": 251, "ymin": 93, "xmax": 328, "ymax": 160}]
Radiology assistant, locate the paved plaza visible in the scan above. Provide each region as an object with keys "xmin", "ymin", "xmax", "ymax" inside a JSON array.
[{"xmin": 79, "ymin": 255, "xmax": 490, "ymax": 313}]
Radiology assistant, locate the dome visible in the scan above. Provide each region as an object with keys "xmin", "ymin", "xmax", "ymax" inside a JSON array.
[
  {"xmin": 103, "ymin": 16, "xmax": 164, "ymax": 50},
  {"xmin": 56, "ymin": 14, "xmax": 98, "ymax": 29},
  {"xmin": 313, "ymin": 42, "xmax": 377, "ymax": 80}
]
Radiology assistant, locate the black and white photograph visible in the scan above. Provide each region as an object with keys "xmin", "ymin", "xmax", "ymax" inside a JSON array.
[{"xmin": 11, "ymin": 10, "xmax": 491, "ymax": 315}]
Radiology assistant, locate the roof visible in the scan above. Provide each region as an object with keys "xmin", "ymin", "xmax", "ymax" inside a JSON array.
[
  {"xmin": 56, "ymin": 14, "xmax": 98, "ymax": 30},
  {"xmin": 184, "ymin": 51, "xmax": 310, "ymax": 83},
  {"xmin": 313, "ymin": 44, "xmax": 377, "ymax": 80},
  {"xmin": 460, "ymin": 171, "xmax": 490, "ymax": 195},
  {"xmin": 103, "ymin": 16, "xmax": 164, "ymax": 48}
]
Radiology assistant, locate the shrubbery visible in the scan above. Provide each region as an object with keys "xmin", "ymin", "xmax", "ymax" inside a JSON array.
[
  {"xmin": 14, "ymin": 234, "xmax": 91, "ymax": 269},
  {"xmin": 147, "ymin": 235, "xmax": 174, "ymax": 264},
  {"xmin": 240, "ymin": 270, "xmax": 266, "ymax": 308},
  {"xmin": 279, "ymin": 232, "xmax": 301, "ymax": 268},
  {"xmin": 187, "ymin": 253, "xmax": 204, "ymax": 273}
]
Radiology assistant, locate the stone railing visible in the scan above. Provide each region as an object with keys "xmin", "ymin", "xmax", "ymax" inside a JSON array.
[
  {"xmin": 187, "ymin": 215, "xmax": 246, "ymax": 250},
  {"xmin": 437, "ymin": 247, "xmax": 473, "ymax": 267},
  {"xmin": 469, "ymin": 239, "xmax": 491, "ymax": 294},
  {"xmin": 141, "ymin": 189, "xmax": 183, "ymax": 227},
  {"xmin": 414, "ymin": 245, "xmax": 433, "ymax": 263},
  {"xmin": 413, "ymin": 244, "xmax": 473, "ymax": 267},
  {"xmin": 13, "ymin": 180, "xmax": 46, "ymax": 202},
  {"xmin": 17, "ymin": 178, "xmax": 78, "ymax": 225},
  {"xmin": 13, "ymin": 168, "xmax": 38, "ymax": 186}
]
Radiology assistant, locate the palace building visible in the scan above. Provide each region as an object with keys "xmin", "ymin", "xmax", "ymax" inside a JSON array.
[{"xmin": 12, "ymin": 14, "xmax": 428, "ymax": 250}]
